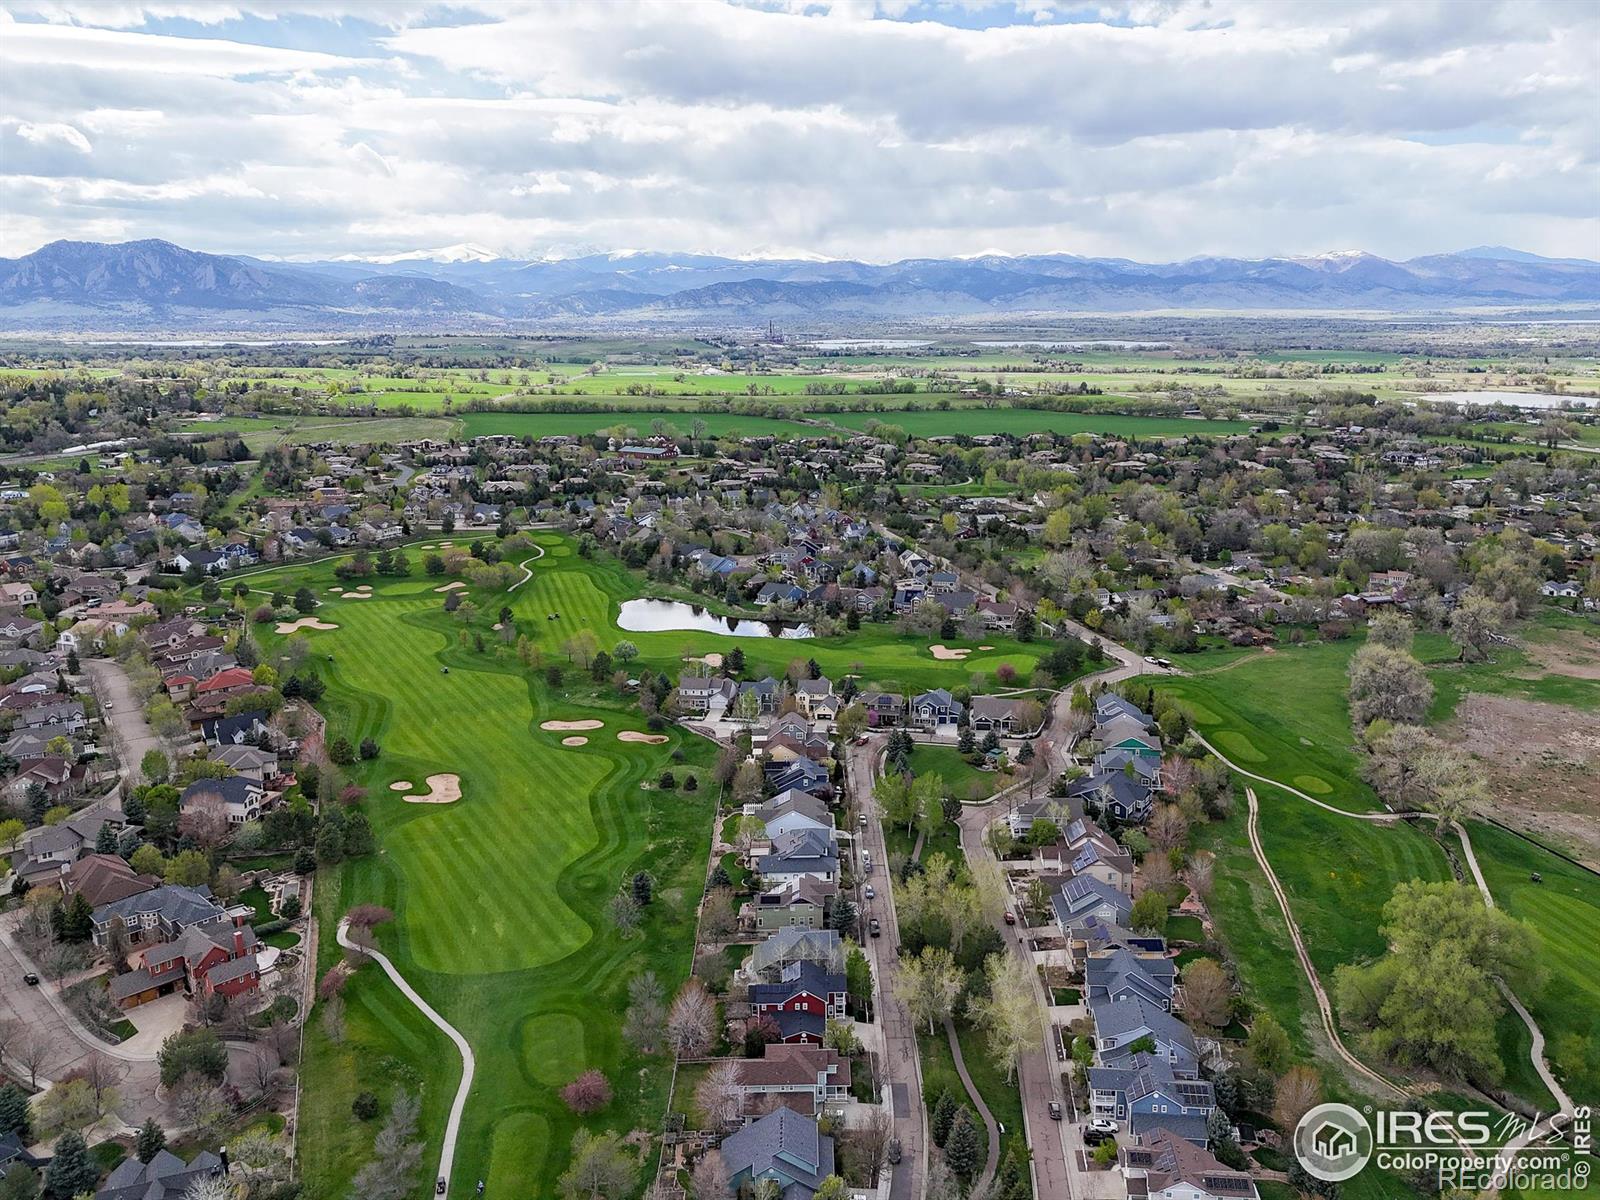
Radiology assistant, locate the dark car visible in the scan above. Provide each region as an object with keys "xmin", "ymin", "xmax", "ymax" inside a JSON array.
[
  {"xmin": 435, "ymin": 1179, "xmax": 446, "ymax": 1195},
  {"xmin": 887, "ymin": 1138, "xmax": 902, "ymax": 1165},
  {"xmin": 869, "ymin": 918, "xmax": 882, "ymax": 938},
  {"xmin": 1049, "ymin": 1101, "xmax": 1063, "ymax": 1121},
  {"xmin": 22, "ymin": 973, "xmax": 39, "ymax": 987},
  {"xmin": 1083, "ymin": 1127, "xmax": 1115, "ymax": 1147}
]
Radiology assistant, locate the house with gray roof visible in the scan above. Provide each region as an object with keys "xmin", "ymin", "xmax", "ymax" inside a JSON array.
[
  {"xmin": 95, "ymin": 1149, "xmax": 223, "ymax": 1200},
  {"xmin": 1091, "ymin": 996, "xmax": 1201, "ymax": 1074},
  {"xmin": 718, "ymin": 1105, "xmax": 836, "ymax": 1199},
  {"xmin": 91, "ymin": 884, "xmax": 230, "ymax": 951},
  {"xmin": 1053, "ymin": 875, "xmax": 1133, "ymax": 932},
  {"xmin": 1089, "ymin": 1052, "xmax": 1215, "ymax": 1145},
  {"xmin": 757, "ymin": 828, "xmax": 839, "ymax": 885},
  {"xmin": 1085, "ymin": 947, "xmax": 1177, "ymax": 1011}
]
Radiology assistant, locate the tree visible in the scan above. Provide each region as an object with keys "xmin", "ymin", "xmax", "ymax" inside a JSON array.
[
  {"xmin": 1367, "ymin": 610, "xmax": 1415, "ymax": 651},
  {"xmin": 945, "ymin": 1107, "xmax": 981, "ymax": 1182},
  {"xmin": 1347, "ymin": 644, "xmax": 1433, "ymax": 727},
  {"xmin": 560, "ymin": 1068, "xmax": 613, "ymax": 1114},
  {"xmin": 695, "ymin": 1058, "xmax": 742, "ymax": 1129},
  {"xmin": 1449, "ymin": 592, "xmax": 1505, "ymax": 662},
  {"xmin": 349, "ymin": 1089, "xmax": 424, "ymax": 1200},
  {"xmin": 157, "ymin": 1027, "xmax": 227, "ymax": 1088},
  {"xmin": 140, "ymin": 748, "xmax": 170, "ymax": 785},
  {"xmin": 895, "ymin": 945, "xmax": 965, "ymax": 1035},
  {"xmin": 930, "ymin": 1088, "xmax": 958, "ymax": 1146},
  {"xmin": 623, "ymin": 971, "xmax": 667, "ymax": 1054},
  {"xmin": 1129, "ymin": 890, "xmax": 1169, "ymax": 936},
  {"xmin": 164, "ymin": 849, "xmax": 210, "ymax": 887},
  {"xmin": 1248, "ymin": 1012, "xmax": 1293, "ymax": 1075},
  {"xmin": 968, "ymin": 952, "xmax": 1039, "ymax": 1083},
  {"xmin": 1181, "ymin": 958, "xmax": 1232, "ymax": 1035},
  {"xmin": 0, "ymin": 1084, "xmax": 30, "ymax": 1141},
  {"xmin": 1273, "ymin": 1064, "xmax": 1322, "ymax": 1134},
  {"xmin": 31, "ymin": 1079, "xmax": 100, "ymax": 1139},
  {"xmin": 690, "ymin": 1148, "xmax": 731, "ymax": 1200},
  {"xmin": 666, "ymin": 978, "xmax": 716, "ymax": 1058},
  {"xmin": 1148, "ymin": 803, "xmax": 1189, "ymax": 853},
  {"xmin": 42, "ymin": 1132, "xmax": 96, "ymax": 1200},
  {"xmin": 1334, "ymin": 880, "xmax": 1541, "ymax": 1081},
  {"xmin": 57, "ymin": 892, "xmax": 93, "ymax": 942},
  {"xmin": 850, "ymin": 1105, "xmax": 894, "ymax": 1184},
  {"xmin": 558, "ymin": 1129, "xmax": 634, "ymax": 1200},
  {"xmin": 130, "ymin": 843, "xmax": 165, "ymax": 877}
]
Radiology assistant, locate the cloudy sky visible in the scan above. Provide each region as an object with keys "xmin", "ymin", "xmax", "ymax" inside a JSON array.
[{"xmin": 2, "ymin": 0, "xmax": 1596, "ymax": 264}]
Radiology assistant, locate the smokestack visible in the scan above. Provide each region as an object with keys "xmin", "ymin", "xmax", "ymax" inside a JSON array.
[{"xmin": 233, "ymin": 929, "xmax": 245, "ymax": 957}]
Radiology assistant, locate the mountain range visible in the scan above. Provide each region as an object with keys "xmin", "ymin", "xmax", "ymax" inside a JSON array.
[{"xmin": 2, "ymin": 238, "xmax": 1597, "ymax": 332}]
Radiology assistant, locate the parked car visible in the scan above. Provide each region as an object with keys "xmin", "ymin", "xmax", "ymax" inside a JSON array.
[
  {"xmin": 860, "ymin": 813, "xmax": 868, "ymax": 827},
  {"xmin": 869, "ymin": 918, "xmax": 882, "ymax": 937},
  {"xmin": 887, "ymin": 1138, "xmax": 902, "ymax": 1165},
  {"xmin": 1084, "ymin": 1127, "xmax": 1115, "ymax": 1147},
  {"xmin": 22, "ymin": 973, "xmax": 38, "ymax": 987},
  {"xmin": 1049, "ymin": 1101, "xmax": 1063, "ymax": 1121},
  {"xmin": 1144, "ymin": 655, "xmax": 1161, "ymax": 664},
  {"xmin": 864, "ymin": 885, "xmax": 875, "ymax": 900},
  {"xmin": 1087, "ymin": 1117, "xmax": 1117, "ymax": 1134},
  {"xmin": 1003, "ymin": 911, "xmax": 1016, "ymax": 926}
]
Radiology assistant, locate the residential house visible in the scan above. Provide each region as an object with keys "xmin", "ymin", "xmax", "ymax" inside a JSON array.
[
  {"xmin": 744, "ymin": 928, "xmax": 844, "ymax": 982},
  {"xmin": 1085, "ymin": 947, "xmax": 1177, "ymax": 1012},
  {"xmin": 0, "ymin": 582, "xmax": 37, "ymax": 606},
  {"xmin": 94, "ymin": 1150, "xmax": 225, "ymax": 1200},
  {"xmin": 749, "ymin": 876, "xmax": 836, "ymax": 933},
  {"xmin": 11, "ymin": 805, "xmax": 123, "ymax": 885},
  {"xmin": 764, "ymin": 757, "xmax": 832, "ymax": 799},
  {"xmin": 718, "ymin": 1107, "xmax": 836, "ymax": 1200},
  {"xmin": 732, "ymin": 1045, "xmax": 852, "ymax": 1119},
  {"xmin": 859, "ymin": 691, "xmax": 904, "ymax": 728},
  {"xmin": 1120, "ymin": 1129, "xmax": 1259, "ymax": 1200},
  {"xmin": 910, "ymin": 687, "xmax": 963, "ymax": 730},
  {"xmin": 754, "ymin": 790, "xmax": 834, "ymax": 841},
  {"xmin": 1054, "ymin": 875, "xmax": 1134, "ymax": 933},
  {"xmin": 677, "ymin": 674, "xmax": 737, "ymax": 716},
  {"xmin": 1088, "ymin": 1052, "xmax": 1216, "ymax": 1145},
  {"xmin": 1091, "ymin": 997, "xmax": 1201, "ymax": 1074},
  {"xmin": 90, "ymin": 884, "xmax": 233, "ymax": 951},
  {"xmin": 970, "ymin": 695, "xmax": 1041, "ymax": 735},
  {"xmin": 62, "ymin": 853, "xmax": 159, "ymax": 908},
  {"xmin": 757, "ymin": 829, "xmax": 839, "ymax": 885},
  {"xmin": 110, "ymin": 921, "xmax": 261, "ymax": 1008},
  {"xmin": 794, "ymin": 677, "xmax": 839, "ymax": 722},
  {"xmin": 180, "ymin": 776, "xmax": 266, "ymax": 826}
]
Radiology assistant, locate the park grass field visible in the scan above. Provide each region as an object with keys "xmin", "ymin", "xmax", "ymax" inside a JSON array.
[
  {"xmin": 179, "ymin": 413, "xmax": 458, "ymax": 451},
  {"xmin": 826, "ymin": 408, "xmax": 1253, "ymax": 439},
  {"xmin": 249, "ymin": 540, "xmax": 720, "ymax": 1194},
  {"xmin": 909, "ymin": 742, "xmax": 1001, "ymax": 801}
]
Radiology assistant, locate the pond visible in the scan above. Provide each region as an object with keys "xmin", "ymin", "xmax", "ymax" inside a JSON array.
[
  {"xmin": 1427, "ymin": 390, "xmax": 1596, "ymax": 411},
  {"xmin": 617, "ymin": 598, "xmax": 813, "ymax": 639}
]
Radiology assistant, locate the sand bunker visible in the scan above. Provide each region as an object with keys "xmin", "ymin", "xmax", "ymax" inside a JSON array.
[
  {"xmin": 329, "ymin": 586, "xmax": 343, "ymax": 593},
  {"xmin": 492, "ymin": 622, "xmax": 503, "ymax": 630},
  {"xmin": 435, "ymin": 582, "xmax": 467, "ymax": 593},
  {"xmin": 978, "ymin": 645, "xmax": 995, "ymax": 650},
  {"xmin": 617, "ymin": 731, "xmax": 669, "ymax": 744},
  {"xmin": 401, "ymin": 774, "xmax": 461, "ymax": 804},
  {"xmin": 541, "ymin": 719, "xmax": 604, "ymax": 731},
  {"xmin": 562, "ymin": 736, "xmax": 589, "ymax": 747},
  {"xmin": 276, "ymin": 617, "xmax": 339, "ymax": 633},
  {"xmin": 344, "ymin": 592, "xmax": 372, "ymax": 600},
  {"xmin": 388, "ymin": 780, "xmax": 413, "ymax": 791},
  {"xmin": 929, "ymin": 644, "xmax": 971, "ymax": 660},
  {"xmin": 689, "ymin": 653, "xmax": 724, "ymax": 668}
]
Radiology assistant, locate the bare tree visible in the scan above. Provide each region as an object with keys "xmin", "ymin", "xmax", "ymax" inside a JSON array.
[
  {"xmin": 690, "ymin": 1148, "xmax": 732, "ymax": 1200},
  {"xmin": 850, "ymin": 1105, "xmax": 893, "ymax": 1183},
  {"xmin": 351, "ymin": 1090, "xmax": 424, "ymax": 1200},
  {"xmin": 15, "ymin": 1032, "xmax": 49, "ymax": 1089},
  {"xmin": 701, "ymin": 888, "xmax": 737, "ymax": 940},
  {"xmin": 1273, "ymin": 1064, "xmax": 1322, "ymax": 1133},
  {"xmin": 666, "ymin": 978, "xmax": 716, "ymax": 1059},
  {"xmin": 1188, "ymin": 850, "xmax": 1215, "ymax": 900},
  {"xmin": 623, "ymin": 971, "xmax": 667, "ymax": 1055},
  {"xmin": 1181, "ymin": 958, "xmax": 1232, "ymax": 1035},
  {"xmin": 81, "ymin": 1050, "xmax": 127, "ymax": 1113},
  {"xmin": 177, "ymin": 793, "xmax": 230, "ymax": 851},
  {"xmin": 695, "ymin": 1059, "xmax": 743, "ymax": 1130}
]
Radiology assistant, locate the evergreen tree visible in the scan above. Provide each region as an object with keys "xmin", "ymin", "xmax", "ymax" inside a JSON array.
[
  {"xmin": 95, "ymin": 823, "xmax": 118, "ymax": 854},
  {"xmin": 929, "ymin": 1088, "xmax": 957, "ymax": 1147},
  {"xmin": 134, "ymin": 1118, "xmax": 165, "ymax": 1163},
  {"xmin": 0, "ymin": 1084, "xmax": 30, "ymax": 1140},
  {"xmin": 342, "ymin": 812, "xmax": 375, "ymax": 858},
  {"xmin": 632, "ymin": 871, "xmax": 654, "ymax": 906},
  {"xmin": 944, "ymin": 1108, "xmax": 980, "ymax": 1181},
  {"xmin": 958, "ymin": 726, "xmax": 976, "ymax": 755},
  {"xmin": 43, "ymin": 1132, "xmax": 96, "ymax": 1199},
  {"xmin": 58, "ymin": 892, "xmax": 94, "ymax": 943}
]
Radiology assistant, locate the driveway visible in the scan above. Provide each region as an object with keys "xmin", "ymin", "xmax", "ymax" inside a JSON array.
[{"xmin": 83, "ymin": 657, "xmax": 164, "ymax": 785}]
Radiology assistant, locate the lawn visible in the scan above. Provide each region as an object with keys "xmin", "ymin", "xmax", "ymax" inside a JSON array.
[
  {"xmin": 917, "ymin": 1016, "xmax": 1025, "ymax": 1175},
  {"xmin": 908, "ymin": 742, "xmax": 1001, "ymax": 802},
  {"xmin": 1463, "ymin": 820, "xmax": 1600, "ymax": 1107},
  {"xmin": 826, "ymin": 408, "xmax": 1253, "ymax": 439},
  {"xmin": 255, "ymin": 541, "xmax": 722, "ymax": 1195},
  {"xmin": 457, "ymin": 410, "xmax": 828, "ymax": 440}
]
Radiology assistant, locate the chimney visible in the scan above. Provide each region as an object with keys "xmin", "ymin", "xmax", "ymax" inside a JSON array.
[{"xmin": 233, "ymin": 929, "xmax": 246, "ymax": 958}]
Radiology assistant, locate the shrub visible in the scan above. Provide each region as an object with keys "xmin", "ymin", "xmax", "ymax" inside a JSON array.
[{"xmin": 352, "ymin": 1091, "xmax": 380, "ymax": 1120}]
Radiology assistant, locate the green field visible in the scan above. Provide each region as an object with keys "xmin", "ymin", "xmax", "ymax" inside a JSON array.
[
  {"xmin": 1464, "ymin": 821, "xmax": 1600, "ymax": 1106},
  {"xmin": 826, "ymin": 408, "xmax": 1253, "ymax": 439},
  {"xmin": 180, "ymin": 413, "xmax": 458, "ymax": 451},
  {"xmin": 456, "ymin": 410, "xmax": 828, "ymax": 440},
  {"xmin": 909, "ymin": 742, "xmax": 1002, "ymax": 801},
  {"xmin": 256, "ymin": 537, "xmax": 720, "ymax": 1194}
]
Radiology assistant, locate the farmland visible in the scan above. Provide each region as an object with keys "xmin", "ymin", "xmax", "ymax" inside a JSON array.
[{"xmin": 825, "ymin": 408, "xmax": 1254, "ymax": 439}]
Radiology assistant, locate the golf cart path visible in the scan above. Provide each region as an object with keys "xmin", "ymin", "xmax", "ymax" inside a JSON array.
[
  {"xmin": 337, "ymin": 919, "xmax": 475, "ymax": 1194},
  {"xmin": 1203, "ymin": 735, "xmax": 1571, "ymax": 1163},
  {"xmin": 507, "ymin": 542, "xmax": 545, "ymax": 591}
]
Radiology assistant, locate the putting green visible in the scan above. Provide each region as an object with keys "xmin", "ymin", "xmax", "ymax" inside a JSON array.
[
  {"xmin": 1292, "ymin": 774, "xmax": 1333, "ymax": 795},
  {"xmin": 522, "ymin": 1012, "xmax": 588, "ymax": 1086},
  {"xmin": 1213, "ymin": 729, "xmax": 1267, "ymax": 763}
]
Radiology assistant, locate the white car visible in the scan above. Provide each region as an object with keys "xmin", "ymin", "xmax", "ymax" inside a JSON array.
[
  {"xmin": 1087, "ymin": 1117, "xmax": 1118, "ymax": 1134},
  {"xmin": 864, "ymin": 885, "xmax": 875, "ymax": 900},
  {"xmin": 1143, "ymin": 655, "xmax": 1161, "ymax": 665}
]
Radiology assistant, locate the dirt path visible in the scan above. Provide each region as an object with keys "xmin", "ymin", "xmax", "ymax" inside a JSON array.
[{"xmin": 944, "ymin": 1016, "xmax": 1001, "ymax": 1193}]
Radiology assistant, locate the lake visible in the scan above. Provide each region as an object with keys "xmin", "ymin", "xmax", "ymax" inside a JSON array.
[
  {"xmin": 1427, "ymin": 390, "xmax": 1597, "ymax": 411},
  {"xmin": 617, "ymin": 598, "xmax": 813, "ymax": 639}
]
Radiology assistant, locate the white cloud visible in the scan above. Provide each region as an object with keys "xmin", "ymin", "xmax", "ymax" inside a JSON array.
[{"xmin": 0, "ymin": 0, "xmax": 1594, "ymax": 262}]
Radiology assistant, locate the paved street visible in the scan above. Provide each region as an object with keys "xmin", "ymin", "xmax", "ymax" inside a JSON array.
[
  {"xmin": 845, "ymin": 734, "xmax": 926, "ymax": 1200},
  {"xmin": 83, "ymin": 657, "xmax": 165, "ymax": 785}
]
